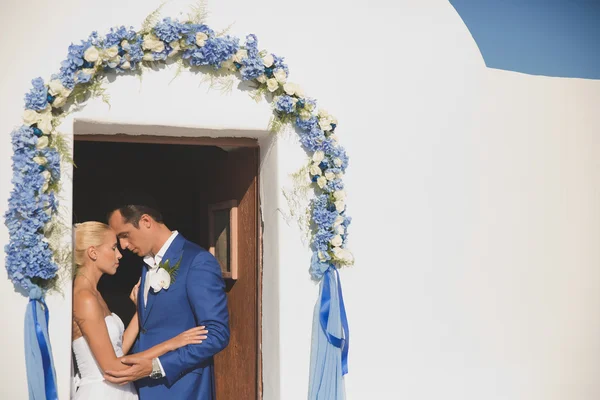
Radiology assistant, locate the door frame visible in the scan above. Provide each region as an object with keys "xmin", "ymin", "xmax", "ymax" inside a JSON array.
[{"xmin": 74, "ymin": 133, "xmax": 263, "ymax": 399}]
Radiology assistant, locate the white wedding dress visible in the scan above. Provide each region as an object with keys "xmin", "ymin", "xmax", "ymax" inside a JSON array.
[{"xmin": 71, "ymin": 313, "xmax": 138, "ymax": 399}]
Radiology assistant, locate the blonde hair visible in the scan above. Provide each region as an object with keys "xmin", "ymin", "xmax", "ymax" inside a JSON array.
[{"xmin": 73, "ymin": 222, "xmax": 112, "ymax": 269}]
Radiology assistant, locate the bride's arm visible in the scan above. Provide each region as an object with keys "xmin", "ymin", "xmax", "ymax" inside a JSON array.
[
  {"xmin": 120, "ymin": 279, "xmax": 207, "ymax": 359},
  {"xmin": 121, "ymin": 312, "xmax": 139, "ymax": 355},
  {"xmin": 73, "ymin": 289, "xmax": 130, "ymax": 373},
  {"xmin": 121, "ymin": 279, "xmax": 141, "ymax": 355},
  {"xmin": 130, "ymin": 326, "xmax": 208, "ymax": 360}
]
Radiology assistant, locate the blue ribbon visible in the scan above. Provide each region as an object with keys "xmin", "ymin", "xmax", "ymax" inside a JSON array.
[
  {"xmin": 319, "ymin": 266, "xmax": 349, "ymax": 375},
  {"xmin": 25, "ymin": 290, "xmax": 58, "ymax": 400}
]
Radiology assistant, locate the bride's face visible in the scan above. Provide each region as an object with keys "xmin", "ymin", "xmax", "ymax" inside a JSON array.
[{"xmin": 95, "ymin": 231, "xmax": 122, "ymax": 275}]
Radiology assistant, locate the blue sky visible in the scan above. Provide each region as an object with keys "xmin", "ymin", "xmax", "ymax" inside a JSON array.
[{"xmin": 449, "ymin": 0, "xmax": 600, "ymax": 79}]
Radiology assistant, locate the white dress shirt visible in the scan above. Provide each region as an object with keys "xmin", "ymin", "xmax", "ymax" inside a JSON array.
[
  {"xmin": 142, "ymin": 230, "xmax": 178, "ymax": 378},
  {"xmin": 143, "ymin": 231, "xmax": 179, "ymax": 306}
]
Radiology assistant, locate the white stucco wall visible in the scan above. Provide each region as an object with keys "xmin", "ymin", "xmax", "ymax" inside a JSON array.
[{"xmin": 1, "ymin": 0, "xmax": 600, "ymax": 399}]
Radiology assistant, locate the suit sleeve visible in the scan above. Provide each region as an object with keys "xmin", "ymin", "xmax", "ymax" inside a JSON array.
[{"xmin": 158, "ymin": 252, "xmax": 230, "ymax": 385}]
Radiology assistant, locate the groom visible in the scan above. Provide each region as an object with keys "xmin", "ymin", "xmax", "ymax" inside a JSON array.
[{"xmin": 104, "ymin": 193, "xmax": 230, "ymax": 399}]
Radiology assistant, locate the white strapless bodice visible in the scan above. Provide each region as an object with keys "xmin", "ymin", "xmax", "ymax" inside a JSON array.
[{"xmin": 71, "ymin": 313, "xmax": 137, "ymax": 399}]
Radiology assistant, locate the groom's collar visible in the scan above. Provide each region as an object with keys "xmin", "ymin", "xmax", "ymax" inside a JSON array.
[{"xmin": 143, "ymin": 231, "xmax": 179, "ymax": 270}]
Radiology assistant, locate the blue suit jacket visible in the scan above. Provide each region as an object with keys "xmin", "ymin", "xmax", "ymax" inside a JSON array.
[{"xmin": 133, "ymin": 234, "xmax": 230, "ymax": 399}]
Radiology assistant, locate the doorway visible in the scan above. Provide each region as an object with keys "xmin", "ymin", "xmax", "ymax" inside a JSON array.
[{"xmin": 73, "ymin": 134, "xmax": 262, "ymax": 399}]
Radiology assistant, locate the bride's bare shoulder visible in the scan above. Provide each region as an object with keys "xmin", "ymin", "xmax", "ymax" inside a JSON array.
[{"xmin": 73, "ymin": 288, "xmax": 101, "ymax": 315}]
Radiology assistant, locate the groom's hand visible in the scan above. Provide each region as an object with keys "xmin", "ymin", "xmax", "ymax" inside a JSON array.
[{"xmin": 104, "ymin": 356, "xmax": 152, "ymax": 385}]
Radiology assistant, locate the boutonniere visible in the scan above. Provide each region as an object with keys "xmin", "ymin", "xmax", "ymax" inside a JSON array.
[{"xmin": 150, "ymin": 257, "xmax": 181, "ymax": 293}]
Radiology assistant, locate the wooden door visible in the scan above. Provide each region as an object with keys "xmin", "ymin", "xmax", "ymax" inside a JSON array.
[{"xmin": 211, "ymin": 147, "xmax": 260, "ymax": 399}]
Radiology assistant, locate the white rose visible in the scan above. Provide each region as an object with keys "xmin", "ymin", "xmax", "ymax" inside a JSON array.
[
  {"xmin": 266, "ymin": 78, "xmax": 279, "ymax": 92},
  {"xmin": 23, "ymin": 110, "xmax": 39, "ymax": 126},
  {"xmin": 333, "ymin": 190, "xmax": 346, "ymax": 201},
  {"xmin": 81, "ymin": 68, "xmax": 95, "ymax": 78},
  {"xmin": 103, "ymin": 46, "xmax": 119, "ymax": 59},
  {"xmin": 330, "ymin": 134, "xmax": 339, "ymax": 143},
  {"xmin": 294, "ymin": 85, "xmax": 305, "ymax": 97},
  {"xmin": 233, "ymin": 49, "xmax": 248, "ymax": 63},
  {"xmin": 262, "ymin": 53, "xmax": 274, "ymax": 67},
  {"xmin": 48, "ymin": 79, "xmax": 68, "ymax": 97},
  {"xmin": 325, "ymin": 170, "xmax": 336, "ymax": 181},
  {"xmin": 335, "ymin": 200, "xmax": 345, "ymax": 212},
  {"xmin": 318, "ymin": 109, "xmax": 330, "ymax": 118},
  {"xmin": 317, "ymin": 176, "xmax": 327, "ymax": 189},
  {"xmin": 52, "ymin": 96, "xmax": 67, "ymax": 108},
  {"xmin": 273, "ymin": 68, "xmax": 287, "ymax": 84},
  {"xmin": 319, "ymin": 117, "xmax": 332, "ymax": 132},
  {"xmin": 33, "ymin": 156, "xmax": 47, "ymax": 165},
  {"xmin": 37, "ymin": 112, "xmax": 53, "ymax": 134},
  {"xmin": 121, "ymin": 61, "xmax": 131, "ymax": 70},
  {"xmin": 107, "ymin": 55, "xmax": 119, "ymax": 68},
  {"xmin": 333, "ymin": 247, "xmax": 353, "ymax": 264},
  {"xmin": 221, "ymin": 59, "xmax": 236, "ymax": 72},
  {"xmin": 143, "ymin": 53, "xmax": 155, "ymax": 61},
  {"xmin": 256, "ymin": 74, "xmax": 267, "ymax": 83},
  {"xmin": 312, "ymin": 150, "xmax": 325, "ymax": 163},
  {"xmin": 299, "ymin": 109, "xmax": 312, "ymax": 121},
  {"xmin": 333, "ymin": 215, "xmax": 344, "ymax": 227},
  {"xmin": 333, "ymin": 158, "xmax": 343, "ymax": 167},
  {"xmin": 36, "ymin": 136, "xmax": 49, "ymax": 149},
  {"xmin": 169, "ymin": 40, "xmax": 181, "ymax": 55},
  {"xmin": 41, "ymin": 170, "xmax": 51, "ymax": 182},
  {"xmin": 84, "ymin": 46, "xmax": 100, "ymax": 63},
  {"xmin": 143, "ymin": 34, "xmax": 165, "ymax": 52},
  {"xmin": 336, "ymin": 225, "xmax": 345, "ymax": 235},
  {"xmin": 150, "ymin": 268, "xmax": 171, "ymax": 292},
  {"xmin": 309, "ymin": 163, "xmax": 322, "ymax": 176},
  {"xmin": 196, "ymin": 32, "xmax": 208, "ymax": 47},
  {"xmin": 283, "ymin": 82, "xmax": 296, "ymax": 96},
  {"xmin": 336, "ymin": 172, "xmax": 344, "ymax": 179},
  {"xmin": 330, "ymin": 235, "xmax": 343, "ymax": 247}
]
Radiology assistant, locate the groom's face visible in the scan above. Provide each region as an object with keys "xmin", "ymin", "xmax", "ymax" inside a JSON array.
[{"xmin": 109, "ymin": 210, "xmax": 153, "ymax": 257}]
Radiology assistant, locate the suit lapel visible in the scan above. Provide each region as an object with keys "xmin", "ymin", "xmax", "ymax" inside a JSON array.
[
  {"xmin": 138, "ymin": 264, "xmax": 148, "ymax": 321},
  {"xmin": 142, "ymin": 234, "xmax": 186, "ymax": 326}
]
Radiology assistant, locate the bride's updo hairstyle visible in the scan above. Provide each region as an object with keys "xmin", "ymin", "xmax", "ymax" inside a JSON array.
[{"xmin": 73, "ymin": 222, "xmax": 112, "ymax": 270}]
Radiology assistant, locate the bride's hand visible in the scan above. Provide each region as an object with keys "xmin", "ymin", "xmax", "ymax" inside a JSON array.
[
  {"xmin": 167, "ymin": 326, "xmax": 208, "ymax": 351},
  {"xmin": 129, "ymin": 279, "xmax": 141, "ymax": 306}
]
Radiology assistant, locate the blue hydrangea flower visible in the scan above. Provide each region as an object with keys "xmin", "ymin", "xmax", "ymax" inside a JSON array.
[
  {"xmin": 24, "ymin": 78, "xmax": 48, "ymax": 111},
  {"xmin": 275, "ymin": 95, "xmax": 296, "ymax": 113},
  {"xmin": 54, "ymin": 32, "xmax": 97, "ymax": 89},
  {"xmin": 240, "ymin": 56, "xmax": 264, "ymax": 80},
  {"xmin": 296, "ymin": 116, "xmax": 319, "ymax": 132},
  {"xmin": 40, "ymin": 148, "xmax": 60, "ymax": 180},
  {"xmin": 104, "ymin": 26, "xmax": 137, "ymax": 47},
  {"xmin": 185, "ymin": 36, "xmax": 239, "ymax": 68},
  {"xmin": 4, "ymin": 126, "xmax": 59, "ymax": 291},
  {"xmin": 329, "ymin": 145, "xmax": 349, "ymax": 171},
  {"xmin": 272, "ymin": 54, "xmax": 289, "ymax": 75},
  {"xmin": 75, "ymin": 70, "xmax": 93, "ymax": 84},
  {"xmin": 154, "ymin": 18, "xmax": 185, "ymax": 42},
  {"xmin": 313, "ymin": 228, "xmax": 335, "ymax": 252},
  {"xmin": 183, "ymin": 24, "xmax": 215, "ymax": 47},
  {"xmin": 244, "ymin": 34, "xmax": 259, "ymax": 58},
  {"xmin": 325, "ymin": 179, "xmax": 344, "ymax": 193},
  {"xmin": 298, "ymin": 126, "xmax": 326, "ymax": 152},
  {"xmin": 126, "ymin": 40, "xmax": 144, "ymax": 65},
  {"xmin": 312, "ymin": 194, "xmax": 338, "ymax": 228}
]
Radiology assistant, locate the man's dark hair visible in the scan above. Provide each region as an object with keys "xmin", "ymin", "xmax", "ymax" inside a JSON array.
[{"xmin": 107, "ymin": 192, "xmax": 164, "ymax": 228}]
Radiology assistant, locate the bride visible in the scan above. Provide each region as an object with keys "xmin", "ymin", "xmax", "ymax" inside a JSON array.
[{"xmin": 71, "ymin": 222, "xmax": 207, "ymax": 399}]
